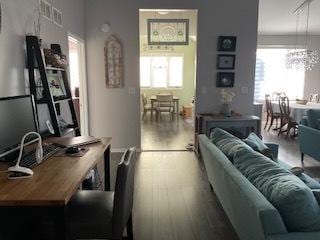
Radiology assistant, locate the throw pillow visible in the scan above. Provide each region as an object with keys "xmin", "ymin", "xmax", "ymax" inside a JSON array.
[
  {"xmin": 234, "ymin": 148, "xmax": 320, "ymax": 232},
  {"xmin": 243, "ymin": 132, "xmax": 275, "ymax": 160},
  {"xmin": 210, "ymin": 128, "xmax": 252, "ymax": 161}
]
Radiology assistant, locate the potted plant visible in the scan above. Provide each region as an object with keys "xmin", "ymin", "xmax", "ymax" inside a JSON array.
[{"xmin": 220, "ymin": 89, "xmax": 235, "ymax": 117}]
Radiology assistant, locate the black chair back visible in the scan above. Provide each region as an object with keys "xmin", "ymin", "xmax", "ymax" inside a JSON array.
[
  {"xmin": 279, "ymin": 96, "xmax": 290, "ymax": 118},
  {"xmin": 112, "ymin": 147, "xmax": 136, "ymax": 236},
  {"xmin": 265, "ymin": 94, "xmax": 273, "ymax": 115}
]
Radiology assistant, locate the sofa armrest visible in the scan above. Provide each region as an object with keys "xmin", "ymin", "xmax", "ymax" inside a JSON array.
[
  {"xmin": 298, "ymin": 124, "xmax": 320, "ymax": 161},
  {"xmin": 265, "ymin": 143, "xmax": 279, "ymax": 160}
]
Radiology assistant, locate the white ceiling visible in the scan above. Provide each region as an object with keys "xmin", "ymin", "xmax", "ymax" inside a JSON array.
[{"xmin": 259, "ymin": 0, "xmax": 320, "ymax": 35}]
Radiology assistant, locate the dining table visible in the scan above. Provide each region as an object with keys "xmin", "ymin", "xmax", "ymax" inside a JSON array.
[
  {"xmin": 271, "ymin": 101, "xmax": 320, "ymax": 123},
  {"xmin": 150, "ymin": 95, "xmax": 180, "ymax": 115}
]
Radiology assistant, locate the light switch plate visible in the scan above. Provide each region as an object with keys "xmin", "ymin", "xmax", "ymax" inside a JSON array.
[
  {"xmin": 128, "ymin": 88, "xmax": 136, "ymax": 95},
  {"xmin": 241, "ymin": 87, "xmax": 248, "ymax": 94},
  {"xmin": 201, "ymin": 87, "xmax": 207, "ymax": 94}
]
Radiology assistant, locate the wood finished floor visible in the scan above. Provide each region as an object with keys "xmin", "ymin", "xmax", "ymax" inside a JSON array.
[
  {"xmin": 111, "ymin": 151, "xmax": 239, "ymax": 240},
  {"xmin": 108, "ymin": 118, "xmax": 320, "ymax": 240},
  {"xmin": 141, "ymin": 114, "xmax": 194, "ymax": 151}
]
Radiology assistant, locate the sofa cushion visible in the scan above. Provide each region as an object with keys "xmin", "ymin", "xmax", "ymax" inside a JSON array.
[
  {"xmin": 234, "ymin": 148, "xmax": 320, "ymax": 232},
  {"xmin": 307, "ymin": 109, "xmax": 320, "ymax": 129},
  {"xmin": 210, "ymin": 128, "xmax": 251, "ymax": 161},
  {"xmin": 243, "ymin": 132, "xmax": 275, "ymax": 160}
]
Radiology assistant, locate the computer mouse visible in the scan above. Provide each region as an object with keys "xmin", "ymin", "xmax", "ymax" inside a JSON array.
[{"xmin": 65, "ymin": 147, "xmax": 81, "ymax": 154}]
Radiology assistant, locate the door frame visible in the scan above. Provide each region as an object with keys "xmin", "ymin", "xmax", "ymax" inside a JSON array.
[{"xmin": 68, "ymin": 32, "xmax": 90, "ymax": 136}]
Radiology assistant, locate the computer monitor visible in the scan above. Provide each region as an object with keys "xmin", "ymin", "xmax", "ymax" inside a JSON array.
[{"xmin": 0, "ymin": 95, "xmax": 39, "ymax": 159}]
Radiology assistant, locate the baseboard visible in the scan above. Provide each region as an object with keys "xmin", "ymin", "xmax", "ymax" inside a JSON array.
[{"xmin": 111, "ymin": 148, "xmax": 142, "ymax": 153}]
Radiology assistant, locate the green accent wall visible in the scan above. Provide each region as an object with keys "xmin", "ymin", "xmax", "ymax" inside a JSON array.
[{"xmin": 140, "ymin": 36, "xmax": 197, "ymax": 113}]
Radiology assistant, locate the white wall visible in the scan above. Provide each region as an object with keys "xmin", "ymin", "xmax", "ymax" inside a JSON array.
[
  {"xmin": 85, "ymin": 0, "xmax": 259, "ymax": 149},
  {"xmin": 0, "ymin": 0, "xmax": 85, "ymax": 98},
  {"xmin": 258, "ymin": 35, "xmax": 320, "ymax": 98}
]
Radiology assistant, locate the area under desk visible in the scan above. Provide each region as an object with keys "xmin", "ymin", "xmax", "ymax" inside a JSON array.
[{"xmin": 0, "ymin": 137, "xmax": 111, "ymax": 239}]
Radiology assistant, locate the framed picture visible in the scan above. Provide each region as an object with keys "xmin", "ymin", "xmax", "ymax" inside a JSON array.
[
  {"xmin": 218, "ymin": 36, "xmax": 237, "ymax": 52},
  {"xmin": 148, "ymin": 19, "xmax": 189, "ymax": 45},
  {"xmin": 40, "ymin": 0, "xmax": 52, "ymax": 21},
  {"xmin": 216, "ymin": 72, "xmax": 235, "ymax": 88},
  {"xmin": 47, "ymin": 73, "xmax": 67, "ymax": 100},
  {"xmin": 217, "ymin": 54, "xmax": 236, "ymax": 70},
  {"xmin": 52, "ymin": 7, "xmax": 63, "ymax": 27}
]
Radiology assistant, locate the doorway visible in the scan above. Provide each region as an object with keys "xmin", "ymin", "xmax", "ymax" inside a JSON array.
[
  {"xmin": 68, "ymin": 34, "xmax": 89, "ymax": 136},
  {"xmin": 139, "ymin": 9, "xmax": 198, "ymax": 151}
]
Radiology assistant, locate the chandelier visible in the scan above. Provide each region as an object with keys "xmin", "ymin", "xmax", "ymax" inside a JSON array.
[
  {"xmin": 286, "ymin": 50, "xmax": 319, "ymax": 70},
  {"xmin": 286, "ymin": 0, "xmax": 319, "ymax": 71}
]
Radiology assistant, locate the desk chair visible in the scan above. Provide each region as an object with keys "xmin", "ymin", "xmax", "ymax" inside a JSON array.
[
  {"xmin": 156, "ymin": 94, "xmax": 174, "ymax": 120},
  {"xmin": 66, "ymin": 147, "xmax": 136, "ymax": 240}
]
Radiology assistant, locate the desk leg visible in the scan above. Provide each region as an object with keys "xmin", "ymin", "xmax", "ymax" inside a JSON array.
[
  {"xmin": 104, "ymin": 145, "xmax": 111, "ymax": 191},
  {"xmin": 54, "ymin": 207, "xmax": 67, "ymax": 240}
]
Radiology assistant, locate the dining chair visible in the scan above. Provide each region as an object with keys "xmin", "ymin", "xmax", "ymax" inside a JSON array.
[
  {"xmin": 66, "ymin": 147, "xmax": 137, "ymax": 240},
  {"xmin": 141, "ymin": 93, "xmax": 156, "ymax": 120},
  {"xmin": 309, "ymin": 93, "xmax": 319, "ymax": 103},
  {"xmin": 156, "ymin": 94, "xmax": 174, "ymax": 120},
  {"xmin": 264, "ymin": 94, "xmax": 281, "ymax": 131},
  {"xmin": 272, "ymin": 92, "xmax": 286, "ymax": 101},
  {"xmin": 278, "ymin": 97, "xmax": 298, "ymax": 137}
]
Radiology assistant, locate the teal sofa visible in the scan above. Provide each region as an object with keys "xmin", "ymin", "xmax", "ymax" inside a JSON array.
[
  {"xmin": 298, "ymin": 109, "xmax": 320, "ymax": 162},
  {"xmin": 199, "ymin": 134, "xmax": 320, "ymax": 240}
]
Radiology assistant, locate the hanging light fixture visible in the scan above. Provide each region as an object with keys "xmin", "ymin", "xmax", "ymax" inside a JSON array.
[{"xmin": 286, "ymin": 0, "xmax": 319, "ymax": 71}]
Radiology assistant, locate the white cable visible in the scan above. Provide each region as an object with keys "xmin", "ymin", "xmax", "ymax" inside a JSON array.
[{"xmin": 7, "ymin": 132, "xmax": 43, "ymax": 179}]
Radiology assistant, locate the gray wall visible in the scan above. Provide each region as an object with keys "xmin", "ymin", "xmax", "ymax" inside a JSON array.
[
  {"xmin": 0, "ymin": 0, "xmax": 85, "ymax": 97},
  {"xmin": 85, "ymin": 0, "xmax": 259, "ymax": 150},
  {"xmin": 258, "ymin": 35, "xmax": 320, "ymax": 98}
]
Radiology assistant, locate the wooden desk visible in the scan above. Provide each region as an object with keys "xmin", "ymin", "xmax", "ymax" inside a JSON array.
[
  {"xmin": 0, "ymin": 137, "xmax": 111, "ymax": 239},
  {"xmin": 150, "ymin": 95, "xmax": 180, "ymax": 114}
]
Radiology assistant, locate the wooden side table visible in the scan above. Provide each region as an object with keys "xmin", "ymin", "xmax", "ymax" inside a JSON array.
[{"xmin": 194, "ymin": 113, "xmax": 261, "ymax": 154}]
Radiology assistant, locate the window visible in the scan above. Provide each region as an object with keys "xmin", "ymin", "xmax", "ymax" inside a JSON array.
[
  {"xmin": 140, "ymin": 56, "xmax": 183, "ymax": 88},
  {"xmin": 254, "ymin": 48, "xmax": 305, "ymax": 101}
]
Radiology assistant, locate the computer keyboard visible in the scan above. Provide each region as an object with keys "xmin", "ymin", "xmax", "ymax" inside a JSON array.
[{"xmin": 19, "ymin": 144, "xmax": 60, "ymax": 169}]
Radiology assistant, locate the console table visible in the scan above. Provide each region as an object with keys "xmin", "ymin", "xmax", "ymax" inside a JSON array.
[{"xmin": 195, "ymin": 113, "xmax": 261, "ymax": 154}]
